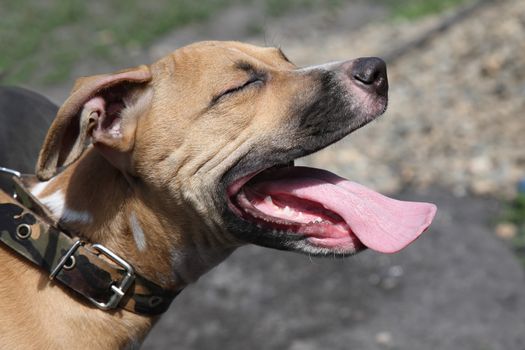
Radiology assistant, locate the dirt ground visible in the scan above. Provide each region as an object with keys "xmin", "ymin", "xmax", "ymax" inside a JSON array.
[{"xmin": 143, "ymin": 188, "xmax": 525, "ymax": 350}]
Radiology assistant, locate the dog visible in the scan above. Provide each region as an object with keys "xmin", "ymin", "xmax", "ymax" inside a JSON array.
[{"xmin": 0, "ymin": 41, "xmax": 436, "ymax": 349}]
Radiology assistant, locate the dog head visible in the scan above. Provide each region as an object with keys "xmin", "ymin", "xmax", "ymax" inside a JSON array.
[{"xmin": 36, "ymin": 41, "xmax": 434, "ymax": 260}]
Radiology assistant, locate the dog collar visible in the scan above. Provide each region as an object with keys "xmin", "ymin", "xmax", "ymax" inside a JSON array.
[{"xmin": 0, "ymin": 172, "xmax": 181, "ymax": 315}]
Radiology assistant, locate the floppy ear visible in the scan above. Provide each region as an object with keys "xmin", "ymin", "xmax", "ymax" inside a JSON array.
[{"xmin": 36, "ymin": 65, "xmax": 152, "ymax": 180}]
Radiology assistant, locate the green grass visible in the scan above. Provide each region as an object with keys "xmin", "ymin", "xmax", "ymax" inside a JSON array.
[
  {"xmin": 0, "ymin": 0, "xmax": 236, "ymax": 85},
  {"xmin": 1, "ymin": 0, "xmax": 468, "ymax": 86},
  {"xmin": 384, "ymin": 0, "xmax": 471, "ymax": 20},
  {"xmin": 499, "ymin": 194, "xmax": 525, "ymax": 266}
]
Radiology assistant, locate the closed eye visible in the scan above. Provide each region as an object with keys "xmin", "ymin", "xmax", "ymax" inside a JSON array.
[{"xmin": 212, "ymin": 76, "xmax": 264, "ymax": 104}]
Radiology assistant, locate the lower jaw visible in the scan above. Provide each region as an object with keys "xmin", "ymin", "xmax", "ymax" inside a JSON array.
[
  {"xmin": 284, "ymin": 234, "xmax": 365, "ymax": 257},
  {"xmin": 307, "ymin": 236, "xmax": 364, "ymax": 252},
  {"xmin": 227, "ymin": 192, "xmax": 365, "ymax": 254}
]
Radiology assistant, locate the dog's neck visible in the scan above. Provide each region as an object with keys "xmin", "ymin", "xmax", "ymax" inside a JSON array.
[
  {"xmin": 23, "ymin": 149, "xmax": 235, "ymax": 346},
  {"xmin": 33, "ymin": 149, "xmax": 234, "ymax": 287}
]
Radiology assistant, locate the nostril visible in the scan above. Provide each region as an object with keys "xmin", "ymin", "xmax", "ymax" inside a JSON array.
[
  {"xmin": 353, "ymin": 70, "xmax": 375, "ymax": 85},
  {"xmin": 350, "ymin": 57, "xmax": 388, "ymax": 96}
]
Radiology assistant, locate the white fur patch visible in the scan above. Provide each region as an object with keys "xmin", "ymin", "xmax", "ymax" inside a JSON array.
[
  {"xmin": 30, "ymin": 180, "xmax": 52, "ymax": 197},
  {"xmin": 61, "ymin": 207, "xmax": 93, "ymax": 225},
  {"xmin": 130, "ymin": 211, "xmax": 147, "ymax": 251},
  {"xmin": 39, "ymin": 190, "xmax": 65, "ymax": 218},
  {"xmin": 39, "ymin": 190, "xmax": 93, "ymax": 224}
]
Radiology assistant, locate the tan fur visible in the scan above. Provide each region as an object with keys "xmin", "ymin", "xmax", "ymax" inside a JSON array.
[{"xmin": 0, "ymin": 41, "xmax": 321, "ymax": 348}]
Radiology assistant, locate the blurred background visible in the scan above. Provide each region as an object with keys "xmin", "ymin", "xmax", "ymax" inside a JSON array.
[{"xmin": 2, "ymin": 0, "xmax": 525, "ymax": 349}]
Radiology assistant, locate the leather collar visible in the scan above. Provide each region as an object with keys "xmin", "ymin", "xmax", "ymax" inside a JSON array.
[{"xmin": 0, "ymin": 175, "xmax": 181, "ymax": 315}]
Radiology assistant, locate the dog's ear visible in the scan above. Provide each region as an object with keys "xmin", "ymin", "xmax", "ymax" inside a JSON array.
[{"xmin": 36, "ymin": 65, "xmax": 152, "ymax": 180}]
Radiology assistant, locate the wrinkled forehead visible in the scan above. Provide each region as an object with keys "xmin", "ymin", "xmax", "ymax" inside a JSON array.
[{"xmin": 166, "ymin": 41, "xmax": 293, "ymax": 71}]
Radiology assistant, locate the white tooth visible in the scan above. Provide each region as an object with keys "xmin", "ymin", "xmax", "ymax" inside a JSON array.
[
  {"xmin": 297, "ymin": 212, "xmax": 304, "ymax": 220},
  {"xmin": 313, "ymin": 217, "xmax": 323, "ymax": 223},
  {"xmin": 265, "ymin": 196, "xmax": 273, "ymax": 204},
  {"xmin": 283, "ymin": 206, "xmax": 292, "ymax": 216}
]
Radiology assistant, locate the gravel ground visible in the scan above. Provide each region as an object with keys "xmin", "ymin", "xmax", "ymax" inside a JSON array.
[{"xmin": 281, "ymin": 0, "xmax": 525, "ymax": 197}]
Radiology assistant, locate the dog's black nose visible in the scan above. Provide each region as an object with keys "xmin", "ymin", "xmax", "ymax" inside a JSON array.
[{"xmin": 351, "ymin": 57, "xmax": 388, "ymax": 97}]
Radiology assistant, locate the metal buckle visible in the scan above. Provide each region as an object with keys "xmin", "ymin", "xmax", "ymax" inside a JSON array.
[
  {"xmin": 49, "ymin": 239, "xmax": 84, "ymax": 279},
  {"xmin": 87, "ymin": 243, "xmax": 136, "ymax": 310},
  {"xmin": 0, "ymin": 166, "xmax": 21, "ymax": 198}
]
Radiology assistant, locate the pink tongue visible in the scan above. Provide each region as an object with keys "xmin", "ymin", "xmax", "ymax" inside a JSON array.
[{"xmin": 251, "ymin": 167, "xmax": 437, "ymax": 253}]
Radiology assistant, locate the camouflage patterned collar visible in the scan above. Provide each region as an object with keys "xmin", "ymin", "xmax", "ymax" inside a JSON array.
[{"xmin": 0, "ymin": 176, "xmax": 181, "ymax": 315}]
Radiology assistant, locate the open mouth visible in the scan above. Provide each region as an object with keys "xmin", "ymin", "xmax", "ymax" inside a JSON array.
[
  {"xmin": 224, "ymin": 56, "xmax": 435, "ymax": 255},
  {"xmin": 227, "ymin": 164, "xmax": 437, "ymax": 254}
]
